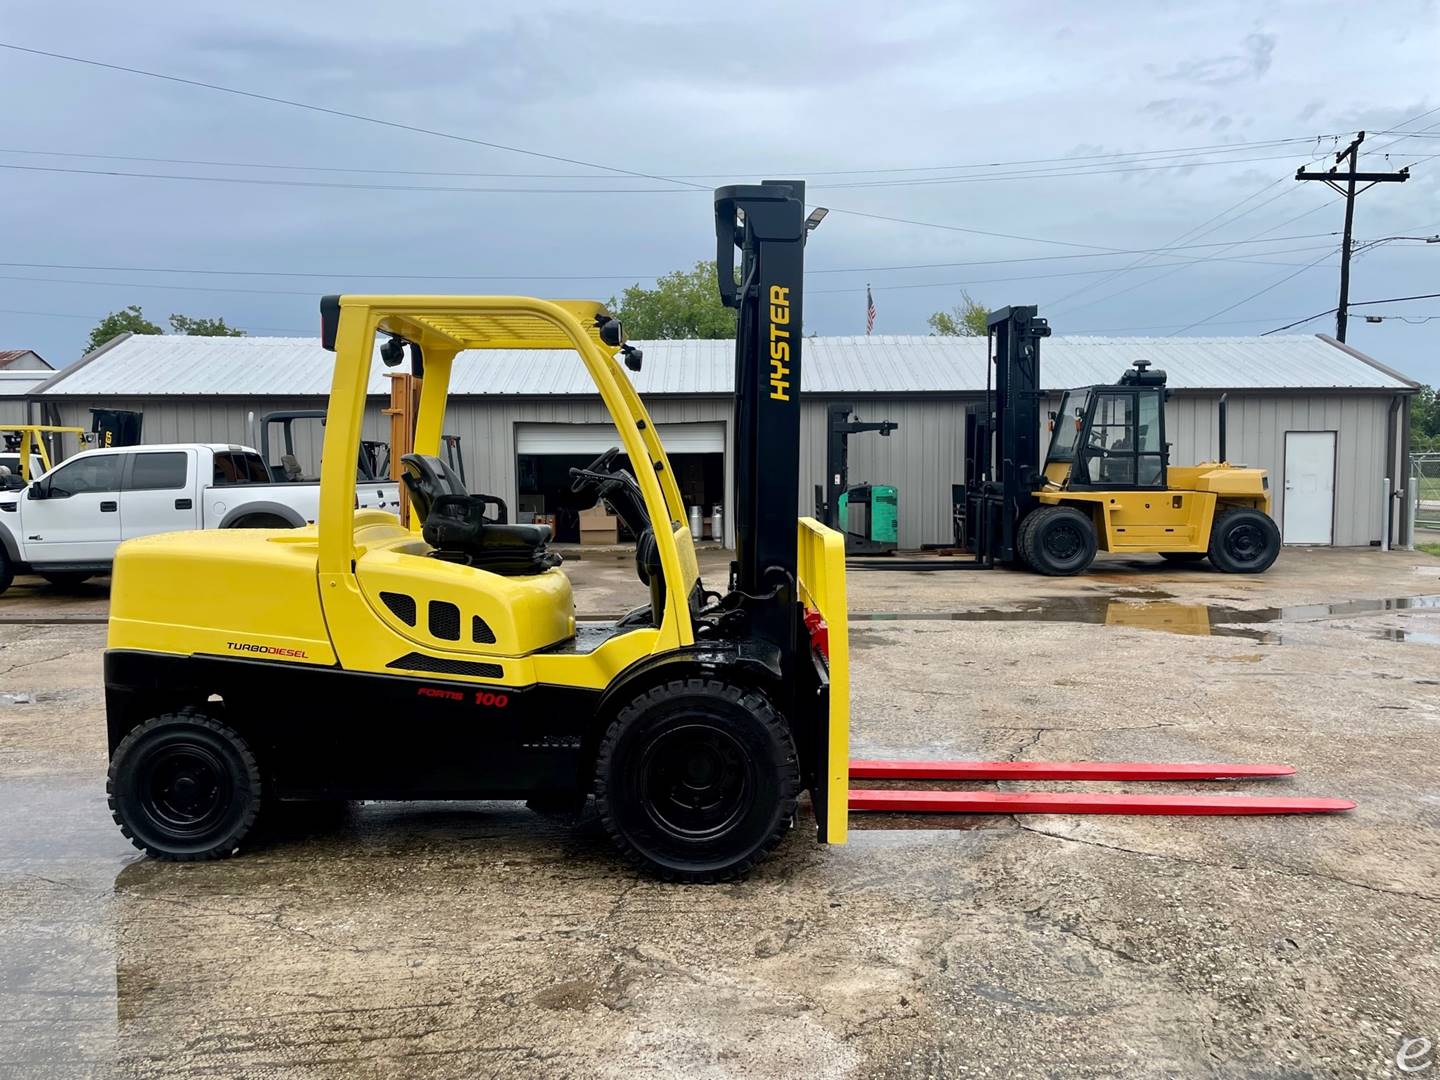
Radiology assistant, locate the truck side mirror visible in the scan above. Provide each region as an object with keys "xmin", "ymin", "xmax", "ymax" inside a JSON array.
[{"xmin": 27, "ymin": 480, "xmax": 47, "ymax": 500}]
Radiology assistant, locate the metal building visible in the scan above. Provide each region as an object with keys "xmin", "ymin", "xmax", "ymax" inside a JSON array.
[{"xmin": 29, "ymin": 330, "xmax": 1417, "ymax": 549}]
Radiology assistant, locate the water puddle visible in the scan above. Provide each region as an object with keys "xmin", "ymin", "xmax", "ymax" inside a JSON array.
[{"xmin": 850, "ymin": 594, "xmax": 1440, "ymax": 642}]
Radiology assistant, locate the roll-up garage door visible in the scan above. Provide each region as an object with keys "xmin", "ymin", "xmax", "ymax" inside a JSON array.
[{"xmin": 515, "ymin": 422, "xmax": 725, "ymax": 455}]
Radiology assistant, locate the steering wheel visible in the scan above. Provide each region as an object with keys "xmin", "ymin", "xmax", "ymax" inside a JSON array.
[{"xmin": 569, "ymin": 446, "xmax": 621, "ymax": 494}]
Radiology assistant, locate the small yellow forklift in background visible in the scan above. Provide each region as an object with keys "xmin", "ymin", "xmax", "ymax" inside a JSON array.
[{"xmin": 102, "ymin": 181, "xmax": 848, "ymax": 882}]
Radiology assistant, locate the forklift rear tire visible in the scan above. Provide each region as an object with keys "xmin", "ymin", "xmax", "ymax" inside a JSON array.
[
  {"xmin": 594, "ymin": 678, "xmax": 800, "ymax": 883},
  {"xmin": 107, "ymin": 710, "xmax": 263, "ymax": 860},
  {"xmin": 1020, "ymin": 506, "xmax": 1097, "ymax": 576},
  {"xmin": 1207, "ymin": 508, "xmax": 1281, "ymax": 574}
]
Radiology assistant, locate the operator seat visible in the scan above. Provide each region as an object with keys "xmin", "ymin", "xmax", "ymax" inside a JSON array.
[{"xmin": 400, "ymin": 454, "xmax": 561, "ymax": 576}]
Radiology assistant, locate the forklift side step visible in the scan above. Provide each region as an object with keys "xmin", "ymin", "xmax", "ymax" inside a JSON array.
[
  {"xmin": 849, "ymin": 759, "xmax": 1297, "ymax": 782},
  {"xmin": 848, "ymin": 789, "xmax": 1356, "ymax": 815}
]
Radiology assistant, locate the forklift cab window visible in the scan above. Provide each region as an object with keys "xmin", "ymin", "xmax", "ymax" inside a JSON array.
[
  {"xmin": 1078, "ymin": 389, "xmax": 1167, "ymax": 489},
  {"xmin": 1085, "ymin": 392, "xmax": 1135, "ymax": 486},
  {"xmin": 1046, "ymin": 390, "xmax": 1085, "ymax": 463},
  {"xmin": 1136, "ymin": 390, "xmax": 1165, "ymax": 486}
]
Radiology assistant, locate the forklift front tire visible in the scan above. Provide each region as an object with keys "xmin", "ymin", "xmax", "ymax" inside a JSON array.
[
  {"xmin": 1021, "ymin": 506, "xmax": 1097, "ymax": 576},
  {"xmin": 107, "ymin": 710, "xmax": 263, "ymax": 861},
  {"xmin": 1207, "ymin": 508, "xmax": 1281, "ymax": 574},
  {"xmin": 594, "ymin": 678, "xmax": 800, "ymax": 883}
]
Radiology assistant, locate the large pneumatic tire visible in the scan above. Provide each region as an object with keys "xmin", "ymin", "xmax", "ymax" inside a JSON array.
[
  {"xmin": 1159, "ymin": 552, "xmax": 1207, "ymax": 564},
  {"xmin": 108, "ymin": 710, "xmax": 263, "ymax": 861},
  {"xmin": 0, "ymin": 549, "xmax": 13, "ymax": 597},
  {"xmin": 1020, "ymin": 506, "xmax": 1098, "ymax": 576},
  {"xmin": 594, "ymin": 678, "xmax": 800, "ymax": 883},
  {"xmin": 1208, "ymin": 508, "xmax": 1282, "ymax": 574},
  {"xmin": 40, "ymin": 571, "xmax": 93, "ymax": 588},
  {"xmin": 1013, "ymin": 511, "xmax": 1040, "ymax": 569}
]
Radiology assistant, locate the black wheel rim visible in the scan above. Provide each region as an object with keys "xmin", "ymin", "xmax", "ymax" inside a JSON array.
[
  {"xmin": 1224, "ymin": 523, "xmax": 1266, "ymax": 564},
  {"xmin": 1044, "ymin": 522, "xmax": 1084, "ymax": 562},
  {"xmin": 136, "ymin": 744, "xmax": 232, "ymax": 837},
  {"xmin": 639, "ymin": 724, "xmax": 753, "ymax": 841}
]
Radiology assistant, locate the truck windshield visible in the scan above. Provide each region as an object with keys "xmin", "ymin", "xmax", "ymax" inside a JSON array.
[{"xmin": 1046, "ymin": 390, "xmax": 1086, "ymax": 463}]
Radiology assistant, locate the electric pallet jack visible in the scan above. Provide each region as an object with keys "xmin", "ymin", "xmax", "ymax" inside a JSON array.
[
  {"xmin": 814, "ymin": 404, "xmax": 901, "ymax": 556},
  {"xmin": 100, "ymin": 182, "xmax": 1350, "ymax": 885}
]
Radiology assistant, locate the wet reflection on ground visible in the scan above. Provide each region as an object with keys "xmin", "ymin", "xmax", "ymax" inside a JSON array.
[{"xmin": 848, "ymin": 593, "xmax": 1440, "ymax": 642}]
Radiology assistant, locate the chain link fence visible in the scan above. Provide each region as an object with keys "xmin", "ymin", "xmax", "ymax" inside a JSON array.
[{"xmin": 1412, "ymin": 452, "xmax": 1440, "ymax": 532}]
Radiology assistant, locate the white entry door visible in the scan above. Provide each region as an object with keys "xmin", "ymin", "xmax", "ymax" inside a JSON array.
[{"xmin": 1282, "ymin": 431, "xmax": 1336, "ymax": 544}]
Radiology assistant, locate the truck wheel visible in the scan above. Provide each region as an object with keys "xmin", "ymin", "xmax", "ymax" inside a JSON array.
[
  {"xmin": 1159, "ymin": 552, "xmax": 1207, "ymax": 564},
  {"xmin": 594, "ymin": 678, "xmax": 799, "ymax": 883},
  {"xmin": 40, "ymin": 571, "xmax": 93, "ymax": 588},
  {"xmin": 1208, "ymin": 508, "xmax": 1281, "ymax": 574},
  {"xmin": 0, "ymin": 549, "xmax": 13, "ymax": 596},
  {"xmin": 107, "ymin": 710, "xmax": 263, "ymax": 860},
  {"xmin": 1020, "ymin": 506, "xmax": 1097, "ymax": 576},
  {"xmin": 228, "ymin": 514, "xmax": 292, "ymax": 529}
]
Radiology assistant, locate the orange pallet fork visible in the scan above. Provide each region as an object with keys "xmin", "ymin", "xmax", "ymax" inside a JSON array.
[{"xmin": 848, "ymin": 759, "xmax": 1355, "ymax": 816}]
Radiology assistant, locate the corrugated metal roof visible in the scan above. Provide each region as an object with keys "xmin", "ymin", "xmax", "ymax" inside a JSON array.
[
  {"xmin": 37, "ymin": 332, "xmax": 1414, "ymax": 397},
  {"xmin": 0, "ymin": 370, "xmax": 50, "ymax": 397}
]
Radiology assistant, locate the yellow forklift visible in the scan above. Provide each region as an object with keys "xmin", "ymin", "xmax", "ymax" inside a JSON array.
[
  {"xmin": 102, "ymin": 182, "xmax": 849, "ymax": 882},
  {"xmin": 960, "ymin": 307, "xmax": 1281, "ymax": 575}
]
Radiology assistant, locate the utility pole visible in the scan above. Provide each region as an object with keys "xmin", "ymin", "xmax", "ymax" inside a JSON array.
[{"xmin": 1295, "ymin": 131, "xmax": 1409, "ymax": 341}]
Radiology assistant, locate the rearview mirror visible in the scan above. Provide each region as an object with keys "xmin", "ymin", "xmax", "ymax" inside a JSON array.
[{"xmin": 27, "ymin": 480, "xmax": 47, "ymax": 500}]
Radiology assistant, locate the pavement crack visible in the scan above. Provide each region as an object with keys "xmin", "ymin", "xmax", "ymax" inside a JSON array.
[
  {"xmin": 1017, "ymin": 823, "xmax": 1440, "ymax": 904},
  {"xmin": 1024, "ymin": 905, "xmax": 1147, "ymax": 965},
  {"xmin": 0, "ymin": 648, "xmax": 88, "ymax": 678}
]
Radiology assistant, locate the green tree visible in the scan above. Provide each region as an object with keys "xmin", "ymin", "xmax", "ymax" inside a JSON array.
[
  {"xmin": 611, "ymin": 260, "xmax": 736, "ymax": 340},
  {"xmin": 86, "ymin": 305, "xmax": 163, "ymax": 352},
  {"xmin": 169, "ymin": 313, "xmax": 246, "ymax": 337},
  {"xmin": 926, "ymin": 291, "xmax": 990, "ymax": 337},
  {"xmin": 1413, "ymin": 385, "xmax": 1440, "ymax": 451}
]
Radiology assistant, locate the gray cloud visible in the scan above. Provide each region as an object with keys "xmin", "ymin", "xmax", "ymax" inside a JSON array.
[
  {"xmin": 0, "ymin": 1, "xmax": 1435, "ymax": 381},
  {"xmin": 1155, "ymin": 31, "xmax": 1278, "ymax": 87}
]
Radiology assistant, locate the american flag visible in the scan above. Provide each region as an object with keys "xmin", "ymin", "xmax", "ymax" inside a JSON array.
[{"xmin": 866, "ymin": 284, "xmax": 876, "ymax": 335}]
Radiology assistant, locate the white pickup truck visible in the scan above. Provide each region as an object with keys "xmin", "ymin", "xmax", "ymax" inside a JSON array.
[{"xmin": 0, "ymin": 443, "xmax": 400, "ymax": 593}]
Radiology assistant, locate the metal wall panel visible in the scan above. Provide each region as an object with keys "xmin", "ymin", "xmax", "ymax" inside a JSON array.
[{"xmin": 42, "ymin": 389, "xmax": 1398, "ymax": 549}]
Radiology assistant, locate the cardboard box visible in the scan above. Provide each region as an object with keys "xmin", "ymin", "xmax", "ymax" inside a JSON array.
[{"xmin": 579, "ymin": 505, "xmax": 618, "ymax": 545}]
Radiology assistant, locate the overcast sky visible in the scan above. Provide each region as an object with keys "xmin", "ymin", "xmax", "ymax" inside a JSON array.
[{"xmin": 2, "ymin": 1, "xmax": 1437, "ymax": 381}]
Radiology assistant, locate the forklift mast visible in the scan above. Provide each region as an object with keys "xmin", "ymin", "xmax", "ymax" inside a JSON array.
[
  {"xmin": 714, "ymin": 181, "xmax": 810, "ymax": 657},
  {"xmin": 817, "ymin": 404, "xmax": 898, "ymax": 529},
  {"xmin": 963, "ymin": 305, "xmax": 1051, "ymax": 563}
]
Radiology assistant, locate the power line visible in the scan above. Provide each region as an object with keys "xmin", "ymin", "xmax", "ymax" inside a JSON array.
[
  {"xmin": 1047, "ymin": 137, "xmax": 1344, "ymax": 313},
  {"xmin": 1046, "ymin": 177, "xmax": 1294, "ymax": 311},
  {"xmin": 0, "ymin": 245, "xmax": 1340, "ymax": 306},
  {"xmin": 0, "ymin": 41, "xmax": 706, "ymax": 191},
  {"xmin": 0, "ymin": 152, "xmax": 1337, "ymax": 196},
  {"xmin": 808, "ymin": 252, "xmax": 1336, "ymax": 296},
  {"xmin": 0, "ymin": 239, "xmax": 1339, "ymax": 283},
  {"xmin": 1167, "ymin": 248, "xmax": 1339, "ymax": 335},
  {"xmin": 0, "ymin": 307, "xmax": 310, "ymax": 333},
  {"xmin": 0, "ymin": 162, "xmax": 692, "ymax": 194},
  {"xmin": 1057, "ymin": 190, "xmax": 1347, "ymax": 319},
  {"xmin": 0, "ymin": 134, "xmax": 1335, "ymax": 181},
  {"xmin": 1260, "ymin": 292, "xmax": 1440, "ymax": 334}
]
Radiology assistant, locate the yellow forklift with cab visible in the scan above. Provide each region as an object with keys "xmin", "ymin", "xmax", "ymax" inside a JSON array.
[
  {"xmin": 102, "ymin": 182, "xmax": 848, "ymax": 882},
  {"xmin": 960, "ymin": 306, "xmax": 1280, "ymax": 576}
]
